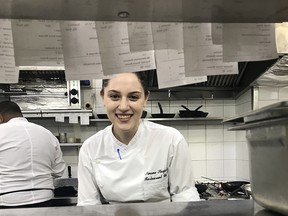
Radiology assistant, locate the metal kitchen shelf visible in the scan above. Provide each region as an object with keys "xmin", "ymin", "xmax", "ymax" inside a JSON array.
[
  {"xmin": 60, "ymin": 143, "xmax": 82, "ymax": 147},
  {"xmin": 90, "ymin": 117, "xmax": 223, "ymax": 122},
  {"xmin": 22, "ymin": 109, "xmax": 93, "ymax": 118}
]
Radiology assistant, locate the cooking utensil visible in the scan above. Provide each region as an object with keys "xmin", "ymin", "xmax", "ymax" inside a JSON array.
[
  {"xmin": 201, "ymin": 176, "xmax": 249, "ymax": 193},
  {"xmin": 241, "ymin": 183, "xmax": 252, "ymax": 196},
  {"xmin": 221, "ymin": 181, "xmax": 250, "ymax": 192},
  {"xmin": 179, "ymin": 105, "xmax": 208, "ymax": 118},
  {"xmin": 97, "ymin": 114, "xmax": 108, "ymax": 119},
  {"xmin": 68, "ymin": 165, "xmax": 72, "ymax": 178},
  {"xmin": 151, "ymin": 102, "xmax": 175, "ymax": 118},
  {"xmin": 141, "ymin": 110, "xmax": 147, "ymax": 118},
  {"xmin": 195, "ymin": 183, "xmax": 208, "ymax": 194}
]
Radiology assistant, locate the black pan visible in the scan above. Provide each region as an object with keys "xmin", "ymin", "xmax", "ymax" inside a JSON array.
[
  {"xmin": 195, "ymin": 183, "xmax": 208, "ymax": 194},
  {"xmin": 221, "ymin": 181, "xmax": 250, "ymax": 192},
  {"xmin": 179, "ymin": 105, "xmax": 208, "ymax": 118},
  {"xmin": 151, "ymin": 102, "xmax": 175, "ymax": 118},
  {"xmin": 97, "ymin": 114, "xmax": 108, "ymax": 119}
]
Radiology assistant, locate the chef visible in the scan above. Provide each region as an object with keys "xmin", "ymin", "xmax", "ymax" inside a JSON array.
[
  {"xmin": 0, "ymin": 101, "xmax": 66, "ymax": 208},
  {"xmin": 77, "ymin": 72, "xmax": 200, "ymax": 206}
]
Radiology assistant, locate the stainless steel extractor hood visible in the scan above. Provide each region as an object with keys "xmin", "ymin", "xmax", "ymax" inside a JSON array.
[
  {"xmin": 0, "ymin": 0, "xmax": 288, "ymax": 23},
  {"xmin": 146, "ymin": 58, "xmax": 280, "ymax": 100}
]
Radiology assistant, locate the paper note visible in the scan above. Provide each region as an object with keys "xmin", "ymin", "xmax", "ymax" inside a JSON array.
[
  {"xmin": 127, "ymin": 22, "xmax": 154, "ymax": 52},
  {"xmin": 55, "ymin": 114, "xmax": 65, "ymax": 122},
  {"xmin": 155, "ymin": 48, "xmax": 207, "ymax": 89},
  {"xmin": 12, "ymin": 19, "xmax": 64, "ymax": 66},
  {"xmin": 222, "ymin": 23, "xmax": 278, "ymax": 62},
  {"xmin": 60, "ymin": 21, "xmax": 107, "ymax": 80},
  {"xmin": 275, "ymin": 22, "xmax": 288, "ymax": 54},
  {"xmin": 183, "ymin": 23, "xmax": 238, "ymax": 77},
  {"xmin": 95, "ymin": 21, "xmax": 156, "ymax": 75},
  {"xmin": 80, "ymin": 113, "xmax": 90, "ymax": 125},
  {"xmin": 69, "ymin": 113, "xmax": 78, "ymax": 124},
  {"xmin": 211, "ymin": 23, "xmax": 223, "ymax": 45},
  {"xmin": 0, "ymin": 19, "xmax": 18, "ymax": 84},
  {"xmin": 151, "ymin": 22, "xmax": 183, "ymax": 50}
]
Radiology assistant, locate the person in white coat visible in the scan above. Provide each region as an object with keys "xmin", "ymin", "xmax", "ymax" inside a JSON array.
[
  {"xmin": 77, "ymin": 72, "xmax": 200, "ymax": 206},
  {"xmin": 0, "ymin": 101, "xmax": 66, "ymax": 208}
]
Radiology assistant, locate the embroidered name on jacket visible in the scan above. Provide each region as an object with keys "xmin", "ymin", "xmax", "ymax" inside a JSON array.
[{"xmin": 144, "ymin": 168, "xmax": 168, "ymax": 181}]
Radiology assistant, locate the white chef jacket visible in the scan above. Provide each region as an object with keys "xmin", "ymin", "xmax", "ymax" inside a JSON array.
[
  {"xmin": 77, "ymin": 120, "xmax": 200, "ymax": 206},
  {"xmin": 0, "ymin": 117, "xmax": 66, "ymax": 206}
]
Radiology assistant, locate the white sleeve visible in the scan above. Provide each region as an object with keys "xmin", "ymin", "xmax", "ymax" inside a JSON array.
[
  {"xmin": 168, "ymin": 134, "xmax": 201, "ymax": 202},
  {"xmin": 51, "ymin": 135, "xmax": 66, "ymax": 178},
  {"xmin": 77, "ymin": 144, "xmax": 102, "ymax": 206}
]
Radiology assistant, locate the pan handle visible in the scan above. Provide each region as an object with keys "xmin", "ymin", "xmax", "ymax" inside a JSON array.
[
  {"xmin": 195, "ymin": 105, "xmax": 203, "ymax": 111},
  {"xmin": 158, "ymin": 102, "xmax": 164, "ymax": 114},
  {"xmin": 181, "ymin": 105, "xmax": 191, "ymax": 111}
]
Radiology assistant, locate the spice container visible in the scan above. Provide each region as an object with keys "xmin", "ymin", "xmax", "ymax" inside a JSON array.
[{"xmin": 59, "ymin": 133, "xmax": 67, "ymax": 143}]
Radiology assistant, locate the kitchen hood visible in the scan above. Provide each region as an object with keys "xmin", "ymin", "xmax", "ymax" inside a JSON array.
[
  {"xmin": 252, "ymin": 54, "xmax": 288, "ymax": 87},
  {"xmin": 0, "ymin": 58, "xmax": 280, "ymax": 101},
  {"xmin": 146, "ymin": 58, "xmax": 280, "ymax": 100}
]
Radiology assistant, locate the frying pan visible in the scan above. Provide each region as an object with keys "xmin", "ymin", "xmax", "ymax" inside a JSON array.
[
  {"xmin": 97, "ymin": 114, "xmax": 108, "ymax": 119},
  {"xmin": 151, "ymin": 102, "xmax": 175, "ymax": 118},
  {"xmin": 179, "ymin": 105, "xmax": 208, "ymax": 118},
  {"xmin": 201, "ymin": 176, "xmax": 249, "ymax": 193},
  {"xmin": 221, "ymin": 181, "xmax": 250, "ymax": 192}
]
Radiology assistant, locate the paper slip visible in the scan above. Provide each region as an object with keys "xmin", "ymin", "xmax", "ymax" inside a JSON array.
[
  {"xmin": 0, "ymin": 19, "xmax": 18, "ymax": 84},
  {"xmin": 183, "ymin": 23, "xmax": 238, "ymax": 77},
  {"xmin": 12, "ymin": 19, "xmax": 64, "ymax": 66},
  {"xmin": 95, "ymin": 21, "xmax": 156, "ymax": 75},
  {"xmin": 222, "ymin": 23, "xmax": 278, "ymax": 62},
  {"xmin": 155, "ymin": 48, "xmax": 207, "ymax": 89},
  {"xmin": 60, "ymin": 21, "xmax": 108, "ymax": 81}
]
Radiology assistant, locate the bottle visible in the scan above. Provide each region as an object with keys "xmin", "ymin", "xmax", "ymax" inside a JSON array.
[{"xmin": 59, "ymin": 133, "xmax": 67, "ymax": 143}]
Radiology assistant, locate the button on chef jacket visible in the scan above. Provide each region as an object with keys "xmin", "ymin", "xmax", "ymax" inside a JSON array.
[
  {"xmin": 0, "ymin": 117, "xmax": 66, "ymax": 206},
  {"xmin": 77, "ymin": 120, "xmax": 200, "ymax": 206}
]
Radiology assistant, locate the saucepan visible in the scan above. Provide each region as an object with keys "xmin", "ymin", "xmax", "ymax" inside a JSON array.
[
  {"xmin": 151, "ymin": 102, "xmax": 175, "ymax": 118},
  {"xmin": 179, "ymin": 105, "xmax": 208, "ymax": 118}
]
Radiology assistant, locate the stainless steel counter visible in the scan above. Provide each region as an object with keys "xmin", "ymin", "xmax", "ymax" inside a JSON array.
[{"xmin": 0, "ymin": 200, "xmax": 284, "ymax": 216}]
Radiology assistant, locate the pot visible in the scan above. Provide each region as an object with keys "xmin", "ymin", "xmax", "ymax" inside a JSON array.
[
  {"xmin": 179, "ymin": 105, "xmax": 208, "ymax": 118},
  {"xmin": 151, "ymin": 102, "xmax": 175, "ymax": 118}
]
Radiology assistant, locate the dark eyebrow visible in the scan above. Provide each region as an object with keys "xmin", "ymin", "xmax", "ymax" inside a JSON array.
[
  {"xmin": 128, "ymin": 91, "xmax": 142, "ymax": 95},
  {"xmin": 107, "ymin": 90, "xmax": 142, "ymax": 95},
  {"xmin": 107, "ymin": 90, "xmax": 120, "ymax": 94}
]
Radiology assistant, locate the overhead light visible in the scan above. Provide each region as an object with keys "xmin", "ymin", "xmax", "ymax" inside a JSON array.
[{"xmin": 117, "ymin": 11, "xmax": 130, "ymax": 19}]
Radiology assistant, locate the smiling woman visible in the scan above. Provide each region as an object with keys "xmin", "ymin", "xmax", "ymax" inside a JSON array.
[{"xmin": 77, "ymin": 71, "xmax": 200, "ymax": 206}]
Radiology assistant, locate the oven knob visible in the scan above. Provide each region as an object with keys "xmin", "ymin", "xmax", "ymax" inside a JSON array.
[
  {"xmin": 70, "ymin": 97, "xmax": 79, "ymax": 104},
  {"xmin": 70, "ymin": 88, "xmax": 78, "ymax": 95}
]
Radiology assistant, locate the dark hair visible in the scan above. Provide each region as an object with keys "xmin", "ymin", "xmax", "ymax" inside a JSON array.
[
  {"xmin": 100, "ymin": 71, "xmax": 149, "ymax": 97},
  {"xmin": 0, "ymin": 101, "xmax": 22, "ymax": 114}
]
